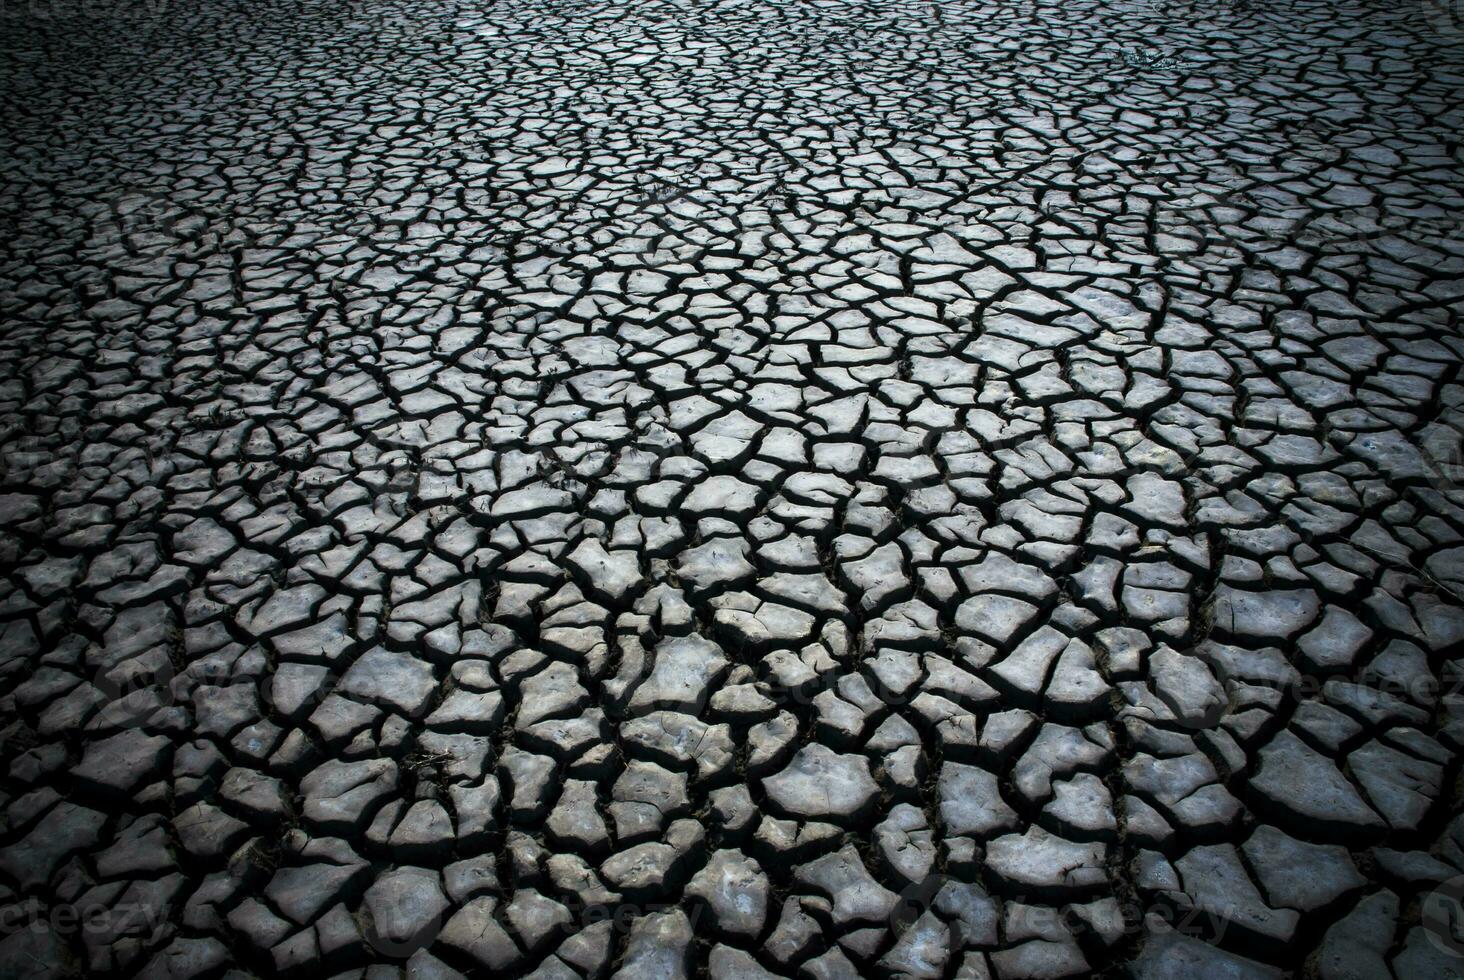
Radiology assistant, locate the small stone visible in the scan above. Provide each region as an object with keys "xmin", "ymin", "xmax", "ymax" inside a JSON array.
[
  {"xmin": 610, "ymin": 909, "xmax": 693, "ymax": 980},
  {"xmin": 362, "ymin": 867, "xmax": 448, "ymax": 956},
  {"xmin": 629, "ymin": 634, "xmax": 730, "ymax": 714},
  {"xmin": 983, "ymin": 827, "xmax": 1107, "ymax": 897},
  {"xmin": 1250, "ymin": 731, "xmax": 1385, "ymax": 838},
  {"xmin": 1242, "ymin": 826, "xmax": 1364, "ymax": 912},
  {"xmin": 794, "ymin": 845, "xmax": 898, "ymax": 927},
  {"xmin": 939, "ymin": 762, "xmax": 1020, "ymax": 837},
  {"xmin": 686, "ymin": 849, "xmax": 769, "ymax": 938},
  {"xmin": 763, "ymin": 745, "xmax": 878, "ymax": 823}
]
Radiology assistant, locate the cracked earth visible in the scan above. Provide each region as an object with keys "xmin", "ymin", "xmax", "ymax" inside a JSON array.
[{"xmin": 3, "ymin": 0, "xmax": 1464, "ymax": 977}]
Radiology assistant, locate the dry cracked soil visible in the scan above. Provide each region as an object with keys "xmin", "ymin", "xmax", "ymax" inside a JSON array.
[{"xmin": 2, "ymin": 0, "xmax": 1464, "ymax": 977}]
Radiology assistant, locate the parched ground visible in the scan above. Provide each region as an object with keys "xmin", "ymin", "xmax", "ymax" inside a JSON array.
[{"xmin": 2, "ymin": 0, "xmax": 1464, "ymax": 976}]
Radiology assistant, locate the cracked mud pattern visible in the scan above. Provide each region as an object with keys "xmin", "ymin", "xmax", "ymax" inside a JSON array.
[{"xmin": 3, "ymin": 0, "xmax": 1464, "ymax": 976}]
